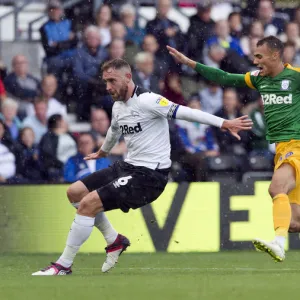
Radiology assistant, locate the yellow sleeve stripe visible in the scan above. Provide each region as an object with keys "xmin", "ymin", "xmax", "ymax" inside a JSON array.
[
  {"xmin": 244, "ymin": 72, "xmax": 256, "ymax": 89},
  {"xmin": 285, "ymin": 63, "xmax": 300, "ymax": 73}
]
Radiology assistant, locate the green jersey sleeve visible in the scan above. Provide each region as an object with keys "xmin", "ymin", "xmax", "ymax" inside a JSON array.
[{"xmin": 195, "ymin": 62, "xmax": 249, "ymax": 88}]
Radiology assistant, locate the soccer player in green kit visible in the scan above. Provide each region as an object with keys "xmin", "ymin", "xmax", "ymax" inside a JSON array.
[{"xmin": 168, "ymin": 36, "xmax": 300, "ymax": 262}]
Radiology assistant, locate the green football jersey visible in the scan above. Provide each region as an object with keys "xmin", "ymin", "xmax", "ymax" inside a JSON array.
[{"xmin": 245, "ymin": 64, "xmax": 300, "ymax": 143}]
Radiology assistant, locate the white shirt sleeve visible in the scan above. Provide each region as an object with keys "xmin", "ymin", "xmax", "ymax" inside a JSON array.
[
  {"xmin": 139, "ymin": 94, "xmax": 179, "ymax": 119},
  {"xmin": 176, "ymin": 106, "xmax": 224, "ymax": 128},
  {"xmin": 100, "ymin": 108, "xmax": 122, "ymax": 153}
]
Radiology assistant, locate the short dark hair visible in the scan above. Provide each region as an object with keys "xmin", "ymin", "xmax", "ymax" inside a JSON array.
[
  {"xmin": 33, "ymin": 97, "xmax": 47, "ymax": 106},
  {"xmin": 284, "ymin": 41, "xmax": 296, "ymax": 49},
  {"xmin": 101, "ymin": 58, "xmax": 131, "ymax": 74},
  {"xmin": 228, "ymin": 11, "xmax": 240, "ymax": 21},
  {"xmin": 257, "ymin": 36, "xmax": 284, "ymax": 58},
  {"xmin": 48, "ymin": 114, "xmax": 62, "ymax": 130}
]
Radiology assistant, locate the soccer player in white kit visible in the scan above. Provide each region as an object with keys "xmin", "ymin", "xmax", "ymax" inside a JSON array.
[{"xmin": 33, "ymin": 58, "xmax": 252, "ymax": 275}]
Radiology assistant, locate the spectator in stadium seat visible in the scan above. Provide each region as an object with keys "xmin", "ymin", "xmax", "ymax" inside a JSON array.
[
  {"xmin": 73, "ymin": 25, "xmax": 108, "ymax": 120},
  {"xmin": 26, "ymin": 74, "xmax": 67, "ymax": 119},
  {"xmin": 203, "ymin": 44, "xmax": 227, "ymax": 69},
  {"xmin": 39, "ymin": 114, "xmax": 77, "ymax": 182},
  {"xmin": 279, "ymin": 22, "xmax": 300, "ymax": 51},
  {"xmin": 256, "ymin": 0, "xmax": 286, "ymax": 36},
  {"xmin": 204, "ymin": 20, "xmax": 244, "ymax": 58},
  {"xmin": 145, "ymin": 0, "xmax": 185, "ymax": 66},
  {"xmin": 40, "ymin": 0, "xmax": 78, "ymax": 77},
  {"xmin": 282, "ymin": 41, "xmax": 300, "ymax": 67},
  {"xmin": 22, "ymin": 98, "xmax": 48, "ymax": 144},
  {"xmin": 240, "ymin": 20, "xmax": 264, "ymax": 56},
  {"xmin": 228, "ymin": 12, "xmax": 244, "ymax": 40},
  {"xmin": 64, "ymin": 132, "xmax": 111, "ymax": 183},
  {"xmin": 294, "ymin": 6, "xmax": 300, "ymax": 24},
  {"xmin": 132, "ymin": 52, "xmax": 160, "ymax": 93},
  {"xmin": 4, "ymin": 55, "xmax": 40, "ymax": 117},
  {"xmin": 212, "ymin": 88, "xmax": 250, "ymax": 155},
  {"xmin": 0, "ymin": 119, "xmax": 16, "ymax": 183},
  {"xmin": 95, "ymin": 4, "xmax": 112, "ymax": 48},
  {"xmin": 120, "ymin": 4, "xmax": 145, "ymax": 46},
  {"xmin": 141, "ymin": 34, "xmax": 168, "ymax": 79},
  {"xmin": 175, "ymin": 98, "xmax": 219, "ymax": 181},
  {"xmin": 108, "ymin": 38, "xmax": 125, "ymax": 60},
  {"xmin": 0, "ymin": 77, "xmax": 5, "ymax": 101},
  {"xmin": 110, "ymin": 21, "xmax": 127, "ymax": 41},
  {"xmin": 16, "ymin": 127, "xmax": 44, "ymax": 182},
  {"xmin": 199, "ymin": 81, "xmax": 223, "ymax": 115},
  {"xmin": 0, "ymin": 98, "xmax": 21, "ymax": 140},
  {"xmin": 89, "ymin": 108, "xmax": 126, "ymax": 160},
  {"xmin": 186, "ymin": 1, "xmax": 215, "ymax": 63},
  {"xmin": 248, "ymin": 96, "xmax": 274, "ymax": 160},
  {"xmin": 162, "ymin": 72, "xmax": 186, "ymax": 106}
]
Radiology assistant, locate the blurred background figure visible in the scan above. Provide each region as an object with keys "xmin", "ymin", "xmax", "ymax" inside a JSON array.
[
  {"xmin": 0, "ymin": 119, "xmax": 16, "ymax": 183},
  {"xmin": 145, "ymin": 0, "xmax": 185, "ymax": 71},
  {"xmin": 16, "ymin": 127, "xmax": 44, "ymax": 183},
  {"xmin": 40, "ymin": 0, "xmax": 78, "ymax": 78},
  {"xmin": 4, "ymin": 55, "xmax": 40, "ymax": 118},
  {"xmin": 175, "ymin": 98, "xmax": 219, "ymax": 181},
  {"xmin": 22, "ymin": 98, "xmax": 48, "ymax": 144},
  {"xmin": 0, "ymin": 98, "xmax": 21, "ymax": 140},
  {"xmin": 120, "ymin": 4, "xmax": 145, "ymax": 47},
  {"xmin": 27, "ymin": 74, "xmax": 67, "ymax": 118},
  {"xmin": 162, "ymin": 72, "xmax": 186, "ymax": 106},
  {"xmin": 39, "ymin": 114, "xmax": 77, "ymax": 182},
  {"xmin": 64, "ymin": 132, "xmax": 111, "ymax": 183},
  {"xmin": 186, "ymin": 0, "xmax": 215, "ymax": 63},
  {"xmin": 73, "ymin": 25, "xmax": 107, "ymax": 120},
  {"xmin": 132, "ymin": 52, "xmax": 160, "ymax": 93},
  {"xmin": 212, "ymin": 88, "xmax": 250, "ymax": 156},
  {"xmin": 89, "ymin": 108, "xmax": 126, "ymax": 161},
  {"xmin": 95, "ymin": 4, "xmax": 112, "ymax": 47}
]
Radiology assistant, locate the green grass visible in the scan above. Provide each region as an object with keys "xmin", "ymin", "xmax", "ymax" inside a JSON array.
[{"xmin": 1, "ymin": 252, "xmax": 300, "ymax": 300}]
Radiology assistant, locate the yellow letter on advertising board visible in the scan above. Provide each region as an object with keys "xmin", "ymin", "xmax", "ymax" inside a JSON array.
[
  {"xmin": 167, "ymin": 183, "xmax": 220, "ymax": 252},
  {"xmin": 230, "ymin": 182, "xmax": 286, "ymax": 246}
]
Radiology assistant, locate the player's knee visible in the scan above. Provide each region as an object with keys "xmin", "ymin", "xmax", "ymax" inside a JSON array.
[
  {"xmin": 77, "ymin": 197, "xmax": 92, "ymax": 215},
  {"xmin": 77, "ymin": 192, "xmax": 102, "ymax": 216},
  {"xmin": 289, "ymin": 221, "xmax": 300, "ymax": 233},
  {"xmin": 67, "ymin": 182, "xmax": 89, "ymax": 203},
  {"xmin": 66, "ymin": 185, "xmax": 78, "ymax": 203},
  {"xmin": 268, "ymin": 182, "xmax": 285, "ymax": 199}
]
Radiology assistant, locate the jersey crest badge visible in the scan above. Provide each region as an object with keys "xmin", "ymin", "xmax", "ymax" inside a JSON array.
[{"xmin": 281, "ymin": 80, "xmax": 290, "ymax": 90}]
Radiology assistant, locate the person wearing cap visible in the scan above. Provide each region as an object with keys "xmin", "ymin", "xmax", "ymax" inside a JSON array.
[
  {"xmin": 39, "ymin": 0, "xmax": 78, "ymax": 77},
  {"xmin": 186, "ymin": 0, "xmax": 215, "ymax": 63}
]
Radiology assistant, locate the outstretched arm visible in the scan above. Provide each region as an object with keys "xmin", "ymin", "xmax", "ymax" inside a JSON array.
[
  {"xmin": 167, "ymin": 45, "xmax": 248, "ymax": 88},
  {"xmin": 175, "ymin": 106, "xmax": 252, "ymax": 140}
]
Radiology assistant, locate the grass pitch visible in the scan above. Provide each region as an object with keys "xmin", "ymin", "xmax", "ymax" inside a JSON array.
[{"xmin": 1, "ymin": 252, "xmax": 300, "ymax": 300}]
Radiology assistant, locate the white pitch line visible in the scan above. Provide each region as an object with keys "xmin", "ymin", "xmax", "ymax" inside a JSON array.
[{"xmin": 79, "ymin": 267, "xmax": 298, "ymax": 271}]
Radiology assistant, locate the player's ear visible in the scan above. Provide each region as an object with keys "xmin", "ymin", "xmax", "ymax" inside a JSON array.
[{"xmin": 125, "ymin": 72, "xmax": 132, "ymax": 83}]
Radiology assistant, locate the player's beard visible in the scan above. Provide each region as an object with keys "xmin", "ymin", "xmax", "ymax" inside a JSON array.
[{"xmin": 111, "ymin": 84, "xmax": 128, "ymax": 102}]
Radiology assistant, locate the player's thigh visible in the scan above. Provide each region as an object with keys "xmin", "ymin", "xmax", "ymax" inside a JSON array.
[
  {"xmin": 80, "ymin": 163, "xmax": 118, "ymax": 192},
  {"xmin": 269, "ymin": 163, "xmax": 296, "ymax": 197},
  {"xmin": 96, "ymin": 170, "xmax": 168, "ymax": 213}
]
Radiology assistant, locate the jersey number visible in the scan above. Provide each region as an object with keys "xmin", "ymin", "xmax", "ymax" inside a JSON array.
[{"xmin": 113, "ymin": 176, "xmax": 133, "ymax": 188}]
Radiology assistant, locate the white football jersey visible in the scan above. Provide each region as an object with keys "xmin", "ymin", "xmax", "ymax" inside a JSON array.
[{"xmin": 111, "ymin": 86, "xmax": 179, "ymax": 170}]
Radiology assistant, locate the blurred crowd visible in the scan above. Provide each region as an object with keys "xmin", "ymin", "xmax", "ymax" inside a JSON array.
[{"xmin": 0, "ymin": 0, "xmax": 299, "ymax": 184}]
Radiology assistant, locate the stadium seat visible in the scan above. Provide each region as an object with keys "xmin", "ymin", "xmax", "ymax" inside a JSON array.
[
  {"xmin": 249, "ymin": 155, "xmax": 273, "ymax": 171},
  {"xmin": 207, "ymin": 155, "xmax": 240, "ymax": 172}
]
